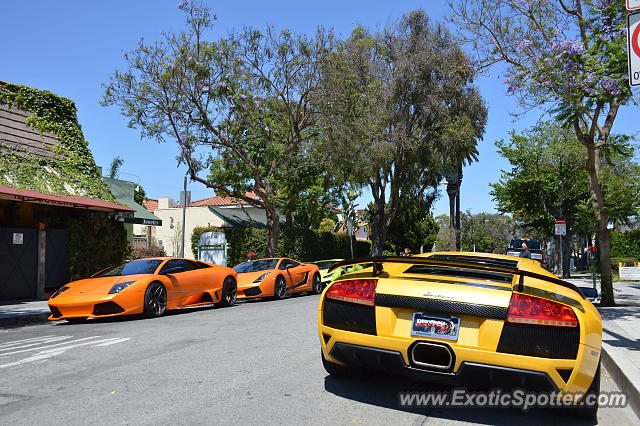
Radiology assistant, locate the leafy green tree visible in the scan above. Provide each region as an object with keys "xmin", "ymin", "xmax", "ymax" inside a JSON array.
[
  {"xmin": 459, "ymin": 211, "xmax": 516, "ymax": 254},
  {"xmin": 103, "ymin": 3, "xmax": 336, "ymax": 256},
  {"xmin": 451, "ymin": 0, "xmax": 634, "ymax": 304},
  {"xmin": 384, "ymin": 196, "xmax": 440, "ymax": 254},
  {"xmin": 134, "ymin": 184, "xmax": 146, "ymax": 205},
  {"xmin": 316, "ymin": 11, "xmax": 486, "ymax": 255},
  {"xmin": 108, "ymin": 156, "xmax": 123, "ymax": 179},
  {"xmin": 491, "ymin": 122, "xmax": 640, "ymax": 276}
]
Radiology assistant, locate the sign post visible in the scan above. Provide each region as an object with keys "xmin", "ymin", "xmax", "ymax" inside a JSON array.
[
  {"xmin": 555, "ymin": 220, "xmax": 567, "ymax": 277},
  {"xmin": 628, "ymin": 11, "xmax": 640, "ymax": 87}
]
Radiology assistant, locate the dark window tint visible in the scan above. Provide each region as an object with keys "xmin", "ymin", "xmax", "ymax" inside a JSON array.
[
  {"xmin": 93, "ymin": 259, "xmax": 163, "ymax": 277},
  {"xmin": 510, "ymin": 239, "xmax": 541, "ymax": 250},
  {"xmin": 279, "ymin": 259, "xmax": 299, "ymax": 270},
  {"xmin": 195, "ymin": 261, "xmax": 212, "ymax": 269},
  {"xmin": 234, "ymin": 259, "xmax": 278, "ymax": 273},
  {"xmin": 159, "ymin": 259, "xmax": 196, "ymax": 274},
  {"xmin": 404, "ymin": 265, "xmax": 514, "ymax": 284}
]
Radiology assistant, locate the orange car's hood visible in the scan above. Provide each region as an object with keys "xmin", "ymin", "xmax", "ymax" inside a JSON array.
[
  {"xmin": 63, "ymin": 274, "xmax": 152, "ymax": 295},
  {"xmin": 237, "ymin": 270, "xmax": 274, "ymax": 286}
]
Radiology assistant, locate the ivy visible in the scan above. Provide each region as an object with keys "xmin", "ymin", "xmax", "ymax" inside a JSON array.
[{"xmin": 0, "ymin": 82, "xmax": 114, "ymax": 201}]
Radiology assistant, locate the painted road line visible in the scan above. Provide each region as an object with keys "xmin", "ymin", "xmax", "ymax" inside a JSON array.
[
  {"xmin": 0, "ymin": 336, "xmax": 102, "ymax": 357},
  {"xmin": 0, "ymin": 335, "xmax": 58, "ymax": 347},
  {"xmin": 0, "ymin": 337, "xmax": 131, "ymax": 369},
  {"xmin": 0, "ymin": 336, "xmax": 72, "ymax": 352},
  {"xmin": 93, "ymin": 337, "xmax": 131, "ymax": 346}
]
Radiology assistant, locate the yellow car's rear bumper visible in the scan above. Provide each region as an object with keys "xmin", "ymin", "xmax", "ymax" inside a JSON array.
[{"xmin": 319, "ymin": 322, "xmax": 600, "ymax": 395}]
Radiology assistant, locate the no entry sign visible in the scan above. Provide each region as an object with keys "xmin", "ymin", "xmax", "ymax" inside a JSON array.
[{"xmin": 629, "ymin": 11, "xmax": 640, "ymax": 87}]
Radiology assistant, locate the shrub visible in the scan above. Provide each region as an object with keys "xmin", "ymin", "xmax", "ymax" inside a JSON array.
[
  {"xmin": 130, "ymin": 246, "xmax": 166, "ymax": 259},
  {"xmin": 191, "ymin": 226, "xmax": 371, "ymax": 266}
]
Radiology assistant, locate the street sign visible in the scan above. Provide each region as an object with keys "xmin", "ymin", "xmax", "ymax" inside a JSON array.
[
  {"xmin": 628, "ymin": 11, "xmax": 640, "ymax": 87},
  {"xmin": 628, "ymin": 0, "xmax": 640, "ymax": 11},
  {"xmin": 554, "ymin": 219, "xmax": 567, "ymax": 236}
]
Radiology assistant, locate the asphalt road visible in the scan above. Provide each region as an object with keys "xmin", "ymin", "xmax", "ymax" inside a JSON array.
[{"xmin": 0, "ymin": 294, "xmax": 637, "ymax": 425}]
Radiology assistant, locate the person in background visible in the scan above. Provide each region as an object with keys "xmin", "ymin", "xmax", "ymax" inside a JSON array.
[
  {"xmin": 246, "ymin": 252, "xmax": 257, "ymax": 261},
  {"xmin": 519, "ymin": 242, "xmax": 532, "ymax": 259},
  {"xmin": 401, "ymin": 247, "xmax": 412, "ymax": 256}
]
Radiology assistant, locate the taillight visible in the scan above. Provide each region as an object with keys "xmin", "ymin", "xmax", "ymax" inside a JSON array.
[
  {"xmin": 326, "ymin": 279, "xmax": 377, "ymax": 306},
  {"xmin": 507, "ymin": 293, "xmax": 577, "ymax": 327}
]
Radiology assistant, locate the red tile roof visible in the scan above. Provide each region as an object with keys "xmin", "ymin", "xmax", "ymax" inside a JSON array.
[
  {"xmin": 176, "ymin": 192, "xmax": 259, "ymax": 208},
  {"xmin": 142, "ymin": 199, "xmax": 158, "ymax": 212},
  {"xmin": 0, "ymin": 185, "xmax": 135, "ymax": 212}
]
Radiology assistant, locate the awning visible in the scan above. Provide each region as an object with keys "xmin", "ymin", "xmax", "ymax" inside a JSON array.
[
  {"xmin": 103, "ymin": 178, "xmax": 162, "ymax": 226},
  {"xmin": 0, "ymin": 185, "xmax": 134, "ymax": 212}
]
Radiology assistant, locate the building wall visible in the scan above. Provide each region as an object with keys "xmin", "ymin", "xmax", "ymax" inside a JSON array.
[{"xmin": 152, "ymin": 205, "xmax": 270, "ymax": 259}]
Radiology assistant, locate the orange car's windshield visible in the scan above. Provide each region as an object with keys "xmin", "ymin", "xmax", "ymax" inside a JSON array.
[
  {"xmin": 234, "ymin": 259, "xmax": 278, "ymax": 273},
  {"xmin": 93, "ymin": 259, "xmax": 163, "ymax": 277}
]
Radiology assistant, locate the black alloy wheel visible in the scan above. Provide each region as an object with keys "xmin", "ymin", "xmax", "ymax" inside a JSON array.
[{"xmin": 143, "ymin": 282, "xmax": 167, "ymax": 317}]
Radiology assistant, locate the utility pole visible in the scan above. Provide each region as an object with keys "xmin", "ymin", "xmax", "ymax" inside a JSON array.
[{"xmin": 180, "ymin": 175, "xmax": 188, "ymax": 258}]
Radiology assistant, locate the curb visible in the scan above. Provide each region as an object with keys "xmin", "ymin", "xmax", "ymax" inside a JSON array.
[
  {"xmin": 0, "ymin": 313, "xmax": 50, "ymax": 329},
  {"xmin": 600, "ymin": 343, "xmax": 640, "ymax": 419}
]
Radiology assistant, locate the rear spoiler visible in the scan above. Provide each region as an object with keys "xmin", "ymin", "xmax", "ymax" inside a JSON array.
[{"xmin": 328, "ymin": 256, "xmax": 585, "ymax": 299}]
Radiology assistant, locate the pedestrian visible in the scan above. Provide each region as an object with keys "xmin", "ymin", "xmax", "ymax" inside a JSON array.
[
  {"xmin": 401, "ymin": 247, "xmax": 412, "ymax": 257},
  {"xmin": 519, "ymin": 242, "xmax": 532, "ymax": 259},
  {"xmin": 246, "ymin": 252, "xmax": 257, "ymax": 261}
]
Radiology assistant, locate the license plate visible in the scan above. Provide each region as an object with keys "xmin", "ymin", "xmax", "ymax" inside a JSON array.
[{"xmin": 411, "ymin": 312, "xmax": 460, "ymax": 341}]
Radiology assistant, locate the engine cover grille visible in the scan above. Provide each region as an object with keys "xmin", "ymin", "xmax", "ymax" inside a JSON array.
[
  {"xmin": 497, "ymin": 322, "xmax": 580, "ymax": 359},
  {"xmin": 323, "ymin": 298, "xmax": 376, "ymax": 335}
]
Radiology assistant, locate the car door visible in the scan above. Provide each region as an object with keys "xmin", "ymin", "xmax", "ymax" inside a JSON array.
[
  {"xmin": 158, "ymin": 259, "xmax": 199, "ymax": 304},
  {"xmin": 280, "ymin": 259, "xmax": 307, "ymax": 292}
]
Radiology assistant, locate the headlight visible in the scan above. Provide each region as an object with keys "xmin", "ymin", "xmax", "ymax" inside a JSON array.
[
  {"xmin": 108, "ymin": 281, "xmax": 135, "ymax": 294},
  {"xmin": 50, "ymin": 286, "xmax": 70, "ymax": 299},
  {"xmin": 253, "ymin": 273, "xmax": 270, "ymax": 283}
]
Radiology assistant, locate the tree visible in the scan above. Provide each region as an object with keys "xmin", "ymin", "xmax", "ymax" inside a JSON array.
[
  {"xmin": 460, "ymin": 211, "xmax": 516, "ymax": 253},
  {"xmin": 316, "ymin": 10, "xmax": 487, "ymax": 255},
  {"xmin": 385, "ymin": 196, "xmax": 440, "ymax": 254},
  {"xmin": 451, "ymin": 0, "xmax": 635, "ymax": 304},
  {"xmin": 103, "ymin": 2, "xmax": 336, "ymax": 256},
  {"xmin": 491, "ymin": 121, "xmax": 640, "ymax": 276},
  {"xmin": 108, "ymin": 156, "xmax": 123, "ymax": 179},
  {"xmin": 134, "ymin": 184, "xmax": 146, "ymax": 205}
]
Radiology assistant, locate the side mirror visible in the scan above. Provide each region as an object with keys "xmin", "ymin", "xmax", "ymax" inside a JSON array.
[
  {"xmin": 162, "ymin": 266, "xmax": 185, "ymax": 275},
  {"xmin": 579, "ymin": 287, "xmax": 599, "ymax": 300}
]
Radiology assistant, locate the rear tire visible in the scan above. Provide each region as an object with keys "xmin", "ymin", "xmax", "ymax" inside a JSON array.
[
  {"xmin": 143, "ymin": 282, "xmax": 167, "ymax": 318},
  {"xmin": 272, "ymin": 275, "xmax": 286, "ymax": 300},
  {"xmin": 215, "ymin": 276, "xmax": 237, "ymax": 308},
  {"xmin": 311, "ymin": 273, "xmax": 323, "ymax": 294},
  {"xmin": 321, "ymin": 351, "xmax": 363, "ymax": 379}
]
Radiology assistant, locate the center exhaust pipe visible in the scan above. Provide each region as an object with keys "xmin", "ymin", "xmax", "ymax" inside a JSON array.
[{"xmin": 410, "ymin": 342, "xmax": 454, "ymax": 371}]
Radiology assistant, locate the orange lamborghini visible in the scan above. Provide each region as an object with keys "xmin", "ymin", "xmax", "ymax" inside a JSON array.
[
  {"xmin": 233, "ymin": 258, "xmax": 321, "ymax": 299},
  {"xmin": 48, "ymin": 257, "xmax": 237, "ymax": 322}
]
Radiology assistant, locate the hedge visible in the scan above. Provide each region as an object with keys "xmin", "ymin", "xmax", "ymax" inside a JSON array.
[
  {"xmin": 610, "ymin": 230, "xmax": 640, "ymax": 260},
  {"xmin": 191, "ymin": 226, "xmax": 371, "ymax": 267}
]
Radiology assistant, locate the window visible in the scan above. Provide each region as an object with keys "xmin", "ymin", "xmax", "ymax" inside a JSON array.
[
  {"xmin": 159, "ymin": 259, "xmax": 195, "ymax": 274},
  {"xmin": 234, "ymin": 259, "xmax": 278, "ymax": 273},
  {"xmin": 278, "ymin": 259, "xmax": 299, "ymax": 270},
  {"xmin": 93, "ymin": 259, "xmax": 163, "ymax": 277}
]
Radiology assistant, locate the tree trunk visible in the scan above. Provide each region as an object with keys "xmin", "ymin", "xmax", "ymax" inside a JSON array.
[
  {"xmin": 586, "ymin": 145, "xmax": 614, "ymax": 306},
  {"xmin": 446, "ymin": 179, "xmax": 457, "ymax": 251},
  {"xmin": 455, "ymin": 165, "xmax": 462, "ymax": 251},
  {"xmin": 370, "ymin": 199, "xmax": 387, "ymax": 256},
  {"xmin": 265, "ymin": 204, "xmax": 280, "ymax": 257},
  {"xmin": 562, "ymin": 232, "xmax": 571, "ymax": 279}
]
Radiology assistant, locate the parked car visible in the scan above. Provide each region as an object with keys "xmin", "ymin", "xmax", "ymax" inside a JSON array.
[
  {"xmin": 48, "ymin": 257, "xmax": 237, "ymax": 322},
  {"xmin": 308, "ymin": 259, "xmax": 344, "ymax": 286},
  {"xmin": 234, "ymin": 257, "xmax": 321, "ymax": 299},
  {"xmin": 318, "ymin": 252, "xmax": 602, "ymax": 419},
  {"xmin": 506, "ymin": 238, "xmax": 544, "ymax": 263}
]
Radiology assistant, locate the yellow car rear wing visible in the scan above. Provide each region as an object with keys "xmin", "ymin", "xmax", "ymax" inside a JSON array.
[{"xmin": 328, "ymin": 255, "xmax": 586, "ymax": 299}]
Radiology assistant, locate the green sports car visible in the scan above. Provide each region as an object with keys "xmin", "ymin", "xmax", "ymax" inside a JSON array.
[{"xmin": 309, "ymin": 259, "xmax": 344, "ymax": 286}]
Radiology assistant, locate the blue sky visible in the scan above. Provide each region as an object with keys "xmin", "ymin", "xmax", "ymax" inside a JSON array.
[{"xmin": 2, "ymin": 0, "xmax": 638, "ymax": 216}]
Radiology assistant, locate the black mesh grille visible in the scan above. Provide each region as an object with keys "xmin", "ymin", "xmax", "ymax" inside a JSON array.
[
  {"xmin": 243, "ymin": 286, "xmax": 262, "ymax": 296},
  {"xmin": 375, "ymin": 294, "xmax": 508, "ymax": 320},
  {"xmin": 497, "ymin": 322, "xmax": 580, "ymax": 359},
  {"xmin": 323, "ymin": 298, "xmax": 376, "ymax": 335},
  {"xmin": 92, "ymin": 302, "xmax": 125, "ymax": 316},
  {"xmin": 49, "ymin": 306, "xmax": 62, "ymax": 318}
]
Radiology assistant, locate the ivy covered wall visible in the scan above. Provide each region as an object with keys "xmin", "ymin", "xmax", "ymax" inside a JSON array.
[{"xmin": 0, "ymin": 82, "xmax": 113, "ymax": 200}]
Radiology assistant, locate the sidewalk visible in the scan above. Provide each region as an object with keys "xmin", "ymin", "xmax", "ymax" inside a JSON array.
[
  {"xmin": 565, "ymin": 274, "xmax": 640, "ymax": 418},
  {"xmin": 0, "ymin": 299, "xmax": 50, "ymax": 327}
]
